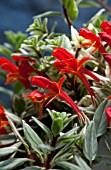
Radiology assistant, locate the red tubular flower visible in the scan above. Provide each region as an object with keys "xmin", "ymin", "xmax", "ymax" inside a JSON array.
[
  {"xmin": 99, "ymin": 32, "xmax": 111, "ymax": 49},
  {"xmin": 105, "ymin": 106, "xmax": 111, "ymax": 127},
  {"xmin": 98, "ymin": 21, "xmax": 111, "ymax": 64},
  {"xmin": 79, "ymin": 28, "xmax": 101, "ymax": 49},
  {"xmin": 99, "ymin": 21, "xmax": 111, "ymax": 50},
  {"xmin": 28, "ymin": 75, "xmax": 85, "ymax": 121},
  {"xmin": 0, "ymin": 105, "xmax": 9, "ymax": 134},
  {"xmin": 100, "ymin": 21, "xmax": 111, "ymax": 35},
  {"xmin": 101, "ymin": 53, "xmax": 111, "ymax": 67},
  {"xmin": 52, "ymin": 48, "xmax": 100, "ymax": 103},
  {"xmin": 23, "ymin": 90, "xmax": 45, "ymax": 119},
  {"xmin": 0, "ymin": 57, "xmax": 36, "ymax": 89},
  {"xmin": 12, "ymin": 53, "xmax": 36, "ymax": 65}
]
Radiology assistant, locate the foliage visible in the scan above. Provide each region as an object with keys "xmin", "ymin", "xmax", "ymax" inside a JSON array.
[{"xmin": 0, "ymin": 0, "xmax": 111, "ymax": 169}]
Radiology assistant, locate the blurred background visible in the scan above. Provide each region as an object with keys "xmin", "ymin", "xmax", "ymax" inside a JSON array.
[{"xmin": 1, "ymin": 0, "xmax": 111, "ymax": 44}]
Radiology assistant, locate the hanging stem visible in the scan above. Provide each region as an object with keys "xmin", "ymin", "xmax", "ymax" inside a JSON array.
[{"xmin": 62, "ymin": 3, "xmax": 72, "ymax": 28}]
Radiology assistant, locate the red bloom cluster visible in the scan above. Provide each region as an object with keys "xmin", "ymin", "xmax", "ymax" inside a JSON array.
[
  {"xmin": 79, "ymin": 28, "xmax": 101, "ymax": 49},
  {"xmin": 23, "ymin": 75, "xmax": 85, "ymax": 120},
  {"xmin": 0, "ymin": 105, "xmax": 9, "ymax": 134},
  {"xmin": 1, "ymin": 20, "xmax": 111, "ymax": 123},
  {"xmin": 52, "ymin": 47, "xmax": 100, "ymax": 103},
  {"xmin": 79, "ymin": 21, "xmax": 111, "ymax": 68},
  {"xmin": 0, "ymin": 55, "xmax": 36, "ymax": 89}
]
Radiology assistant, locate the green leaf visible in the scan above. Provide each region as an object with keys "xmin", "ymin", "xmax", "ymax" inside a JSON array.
[
  {"xmin": 5, "ymin": 31, "xmax": 17, "ymax": 46},
  {"xmin": 5, "ymin": 110, "xmax": 22, "ymax": 124},
  {"xmin": 77, "ymin": 0, "xmax": 100, "ymax": 7},
  {"xmin": 23, "ymin": 121, "xmax": 43, "ymax": 145},
  {"xmin": 83, "ymin": 121, "xmax": 98, "ymax": 162},
  {"xmin": 61, "ymin": 0, "xmax": 78, "ymax": 22},
  {"xmin": 13, "ymin": 80, "xmax": 25, "ymax": 94},
  {"xmin": 38, "ymin": 144, "xmax": 54, "ymax": 153},
  {"xmin": 0, "ymin": 135, "xmax": 16, "ymax": 146},
  {"xmin": 51, "ymin": 118, "xmax": 63, "ymax": 136},
  {"xmin": 26, "ymin": 18, "xmax": 48, "ymax": 36},
  {"xmin": 0, "ymin": 86, "xmax": 14, "ymax": 98},
  {"xmin": 34, "ymin": 11, "xmax": 62, "ymax": 19},
  {"xmin": 98, "ymin": 155, "xmax": 111, "ymax": 165},
  {"xmin": 0, "ymin": 142, "xmax": 21, "ymax": 157},
  {"xmin": 60, "ymin": 35, "xmax": 72, "ymax": 51},
  {"xmin": 93, "ymin": 99, "xmax": 111, "ymax": 137},
  {"xmin": 32, "ymin": 116, "xmax": 53, "ymax": 140},
  {"xmin": 52, "ymin": 137, "xmax": 80, "ymax": 162},
  {"xmin": 0, "ymin": 45, "xmax": 12, "ymax": 57},
  {"xmin": 87, "ymin": 8, "xmax": 105, "ymax": 25},
  {"xmin": 22, "ymin": 167, "xmax": 45, "ymax": 170},
  {"xmin": 13, "ymin": 94, "xmax": 26, "ymax": 115},
  {"xmin": 63, "ymin": 115, "xmax": 77, "ymax": 130},
  {"xmin": 7, "ymin": 117, "xmax": 30, "ymax": 155},
  {"xmin": 23, "ymin": 121, "xmax": 44, "ymax": 161},
  {"xmin": 57, "ymin": 125, "xmax": 79, "ymax": 143},
  {"xmin": 5, "ymin": 31, "xmax": 27, "ymax": 52},
  {"xmin": 75, "ymin": 155, "xmax": 92, "ymax": 170},
  {"xmin": 0, "ymin": 158, "xmax": 33, "ymax": 170},
  {"xmin": 56, "ymin": 161, "xmax": 81, "ymax": 170}
]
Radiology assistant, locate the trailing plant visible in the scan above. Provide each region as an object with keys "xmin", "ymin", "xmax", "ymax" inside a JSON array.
[{"xmin": 1, "ymin": 0, "xmax": 111, "ymax": 170}]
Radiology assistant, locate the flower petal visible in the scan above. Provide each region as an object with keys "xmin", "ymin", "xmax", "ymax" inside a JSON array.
[
  {"xmin": 79, "ymin": 28, "xmax": 101, "ymax": 49},
  {"xmin": 0, "ymin": 120, "xmax": 9, "ymax": 129},
  {"xmin": 52, "ymin": 48, "xmax": 77, "ymax": 70},
  {"xmin": 12, "ymin": 53, "xmax": 36, "ymax": 64},
  {"xmin": 99, "ymin": 32, "xmax": 111, "ymax": 49},
  {"xmin": 102, "ymin": 53, "xmax": 111, "ymax": 67},
  {"xmin": 77, "ymin": 57, "xmax": 90, "ymax": 70},
  {"xmin": 23, "ymin": 90, "xmax": 45, "ymax": 103},
  {"xmin": 0, "ymin": 57, "xmax": 18, "ymax": 72},
  {"xmin": 106, "ymin": 106, "xmax": 111, "ymax": 125},
  {"xmin": 60, "ymin": 89, "xmax": 85, "ymax": 120},
  {"xmin": 100, "ymin": 21, "xmax": 111, "ymax": 34},
  {"xmin": 81, "ymin": 67, "xmax": 100, "ymax": 82},
  {"xmin": 77, "ymin": 70, "xmax": 96, "ymax": 102},
  {"xmin": 57, "ymin": 76, "xmax": 66, "ymax": 89},
  {"xmin": 31, "ymin": 76, "xmax": 58, "ymax": 93}
]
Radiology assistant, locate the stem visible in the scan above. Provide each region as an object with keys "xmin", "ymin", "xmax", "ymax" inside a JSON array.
[
  {"xmin": 62, "ymin": 3, "xmax": 72, "ymax": 28},
  {"xmin": 34, "ymin": 48, "xmax": 43, "ymax": 58},
  {"xmin": 75, "ymin": 48, "xmax": 81, "ymax": 58},
  {"xmin": 45, "ymin": 135, "xmax": 58, "ymax": 169},
  {"xmin": 96, "ymin": 0, "xmax": 111, "ymax": 12},
  {"xmin": 75, "ymin": 143, "xmax": 83, "ymax": 154}
]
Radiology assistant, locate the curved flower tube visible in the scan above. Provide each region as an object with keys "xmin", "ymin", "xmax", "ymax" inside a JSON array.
[
  {"xmin": 23, "ymin": 76, "xmax": 85, "ymax": 121},
  {"xmin": 106, "ymin": 106, "xmax": 111, "ymax": 127},
  {"xmin": 23, "ymin": 90, "xmax": 45, "ymax": 119},
  {"xmin": 99, "ymin": 32, "xmax": 111, "ymax": 49},
  {"xmin": 12, "ymin": 53, "xmax": 36, "ymax": 64},
  {"xmin": 101, "ymin": 53, "xmax": 111, "ymax": 68},
  {"xmin": 79, "ymin": 28, "xmax": 101, "ymax": 49},
  {"xmin": 52, "ymin": 48, "xmax": 100, "ymax": 103},
  {"xmin": 98, "ymin": 21, "xmax": 111, "ymax": 66},
  {"xmin": 100, "ymin": 21, "xmax": 111, "ymax": 35},
  {"xmin": 0, "ymin": 57, "xmax": 36, "ymax": 89}
]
